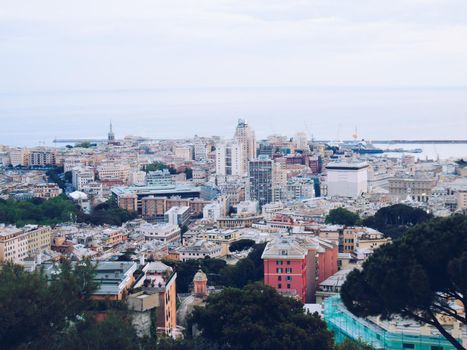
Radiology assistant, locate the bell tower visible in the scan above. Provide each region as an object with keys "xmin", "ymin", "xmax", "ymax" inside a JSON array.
[{"xmin": 108, "ymin": 120, "xmax": 115, "ymax": 143}]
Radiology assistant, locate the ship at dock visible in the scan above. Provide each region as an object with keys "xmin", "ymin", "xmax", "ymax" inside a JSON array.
[
  {"xmin": 350, "ymin": 141, "xmax": 384, "ymax": 154},
  {"xmin": 326, "ymin": 139, "xmax": 384, "ymax": 155},
  {"xmin": 344, "ymin": 128, "xmax": 384, "ymax": 154}
]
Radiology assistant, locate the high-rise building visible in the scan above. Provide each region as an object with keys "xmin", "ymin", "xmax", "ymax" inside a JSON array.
[
  {"xmin": 215, "ymin": 141, "xmax": 244, "ymax": 177},
  {"xmin": 164, "ymin": 206, "xmax": 191, "ymax": 227},
  {"xmin": 234, "ymin": 119, "xmax": 256, "ymax": 172},
  {"xmin": 108, "ymin": 121, "xmax": 115, "ymax": 143},
  {"xmin": 293, "ymin": 132, "xmax": 308, "ymax": 151},
  {"xmin": 326, "ymin": 161, "xmax": 369, "ymax": 198},
  {"xmin": 248, "ymin": 156, "xmax": 273, "ymax": 207},
  {"xmin": 257, "ymin": 142, "xmax": 274, "ymax": 158},
  {"xmin": 193, "ymin": 135, "xmax": 208, "ymax": 161},
  {"xmin": 287, "ymin": 177, "xmax": 315, "ymax": 201},
  {"xmin": 72, "ymin": 167, "xmax": 95, "ymax": 191},
  {"xmin": 272, "ymin": 162, "xmax": 288, "ymax": 202},
  {"xmin": 128, "ymin": 171, "xmax": 147, "ymax": 186},
  {"xmin": 9, "ymin": 148, "xmax": 29, "ymax": 167}
]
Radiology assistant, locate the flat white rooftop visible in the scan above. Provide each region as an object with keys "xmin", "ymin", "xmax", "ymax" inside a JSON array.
[{"xmin": 326, "ymin": 161, "xmax": 368, "ymax": 169}]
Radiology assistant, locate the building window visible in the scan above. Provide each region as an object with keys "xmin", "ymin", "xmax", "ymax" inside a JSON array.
[
  {"xmin": 278, "ymin": 283, "xmax": 282, "ymax": 289},
  {"xmin": 276, "ymin": 268, "xmax": 282, "ymax": 273},
  {"xmin": 286, "ymin": 260, "xmax": 291, "ymax": 265},
  {"xmin": 276, "ymin": 260, "xmax": 283, "ymax": 265},
  {"xmin": 403, "ymin": 344, "xmax": 415, "ymax": 349},
  {"xmin": 278, "ymin": 276, "xmax": 282, "ymax": 281},
  {"xmin": 286, "ymin": 276, "xmax": 292, "ymax": 281},
  {"xmin": 286, "ymin": 284, "xmax": 291, "ymax": 289}
]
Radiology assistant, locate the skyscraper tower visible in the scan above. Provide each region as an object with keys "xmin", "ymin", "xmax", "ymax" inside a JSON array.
[
  {"xmin": 234, "ymin": 119, "xmax": 256, "ymax": 174},
  {"xmin": 108, "ymin": 120, "xmax": 115, "ymax": 143},
  {"xmin": 215, "ymin": 141, "xmax": 244, "ymax": 177},
  {"xmin": 248, "ymin": 156, "xmax": 273, "ymax": 207}
]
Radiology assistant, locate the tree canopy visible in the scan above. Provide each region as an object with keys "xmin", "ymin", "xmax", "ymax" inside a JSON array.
[
  {"xmin": 325, "ymin": 207, "xmax": 360, "ymax": 226},
  {"xmin": 0, "ymin": 261, "xmax": 150, "ymax": 350},
  {"xmin": 50, "ymin": 312, "xmax": 144, "ymax": 350},
  {"xmin": 362, "ymin": 203, "xmax": 433, "ymax": 239},
  {"xmin": 188, "ymin": 283, "xmax": 335, "ymax": 350},
  {"xmin": 74, "ymin": 141, "xmax": 94, "ymax": 148},
  {"xmin": 0, "ymin": 195, "xmax": 79, "ymax": 226},
  {"xmin": 163, "ymin": 258, "xmax": 227, "ymax": 293},
  {"xmin": 229, "ymin": 239, "xmax": 255, "ymax": 252},
  {"xmin": 163, "ymin": 243, "xmax": 266, "ymax": 293},
  {"xmin": 144, "ymin": 161, "xmax": 177, "ymax": 174},
  {"xmin": 0, "ymin": 195, "xmax": 136, "ymax": 228},
  {"xmin": 0, "ymin": 257, "xmax": 376, "ymax": 350},
  {"xmin": 455, "ymin": 158, "xmax": 466, "ymax": 167},
  {"xmin": 46, "ymin": 167, "xmax": 66, "ymax": 190},
  {"xmin": 0, "ymin": 260, "xmax": 96, "ymax": 349},
  {"xmin": 77, "ymin": 199, "xmax": 137, "ymax": 226},
  {"xmin": 220, "ymin": 242, "xmax": 266, "ymax": 288},
  {"xmin": 341, "ymin": 215, "xmax": 467, "ymax": 350},
  {"xmin": 184, "ymin": 168, "xmax": 193, "ymax": 179}
]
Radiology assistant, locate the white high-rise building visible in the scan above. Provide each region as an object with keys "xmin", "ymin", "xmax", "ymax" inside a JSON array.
[
  {"xmin": 293, "ymin": 132, "xmax": 308, "ymax": 151},
  {"xmin": 203, "ymin": 203, "xmax": 222, "ymax": 221},
  {"xmin": 72, "ymin": 167, "xmax": 95, "ymax": 191},
  {"xmin": 128, "ymin": 171, "xmax": 146, "ymax": 186},
  {"xmin": 326, "ymin": 161, "xmax": 369, "ymax": 198},
  {"xmin": 234, "ymin": 119, "xmax": 256, "ymax": 172},
  {"xmin": 193, "ymin": 135, "xmax": 208, "ymax": 161},
  {"xmin": 215, "ymin": 141, "xmax": 244, "ymax": 177}
]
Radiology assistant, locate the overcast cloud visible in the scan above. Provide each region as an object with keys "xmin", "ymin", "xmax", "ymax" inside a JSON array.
[
  {"xmin": 1, "ymin": 0, "xmax": 467, "ymax": 91},
  {"xmin": 1, "ymin": 1, "xmax": 467, "ymax": 145}
]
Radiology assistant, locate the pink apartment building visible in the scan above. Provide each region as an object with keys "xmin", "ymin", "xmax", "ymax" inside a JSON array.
[
  {"xmin": 262, "ymin": 236, "xmax": 338, "ymax": 303},
  {"xmin": 262, "ymin": 238, "xmax": 308, "ymax": 302}
]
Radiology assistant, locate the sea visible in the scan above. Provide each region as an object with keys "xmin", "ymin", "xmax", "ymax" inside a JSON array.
[
  {"xmin": 372, "ymin": 144, "xmax": 467, "ymax": 162},
  {"xmin": 0, "ymin": 86, "xmax": 466, "ymax": 160}
]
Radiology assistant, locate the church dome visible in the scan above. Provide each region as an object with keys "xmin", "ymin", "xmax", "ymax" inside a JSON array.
[{"xmin": 193, "ymin": 269, "xmax": 207, "ymax": 282}]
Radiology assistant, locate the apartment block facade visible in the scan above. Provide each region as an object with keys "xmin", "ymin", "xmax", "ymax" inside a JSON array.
[{"xmin": 0, "ymin": 225, "xmax": 52, "ymax": 263}]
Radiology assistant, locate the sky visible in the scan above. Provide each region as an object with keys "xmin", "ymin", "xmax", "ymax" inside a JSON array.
[{"xmin": 1, "ymin": 0, "xmax": 467, "ymax": 145}]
